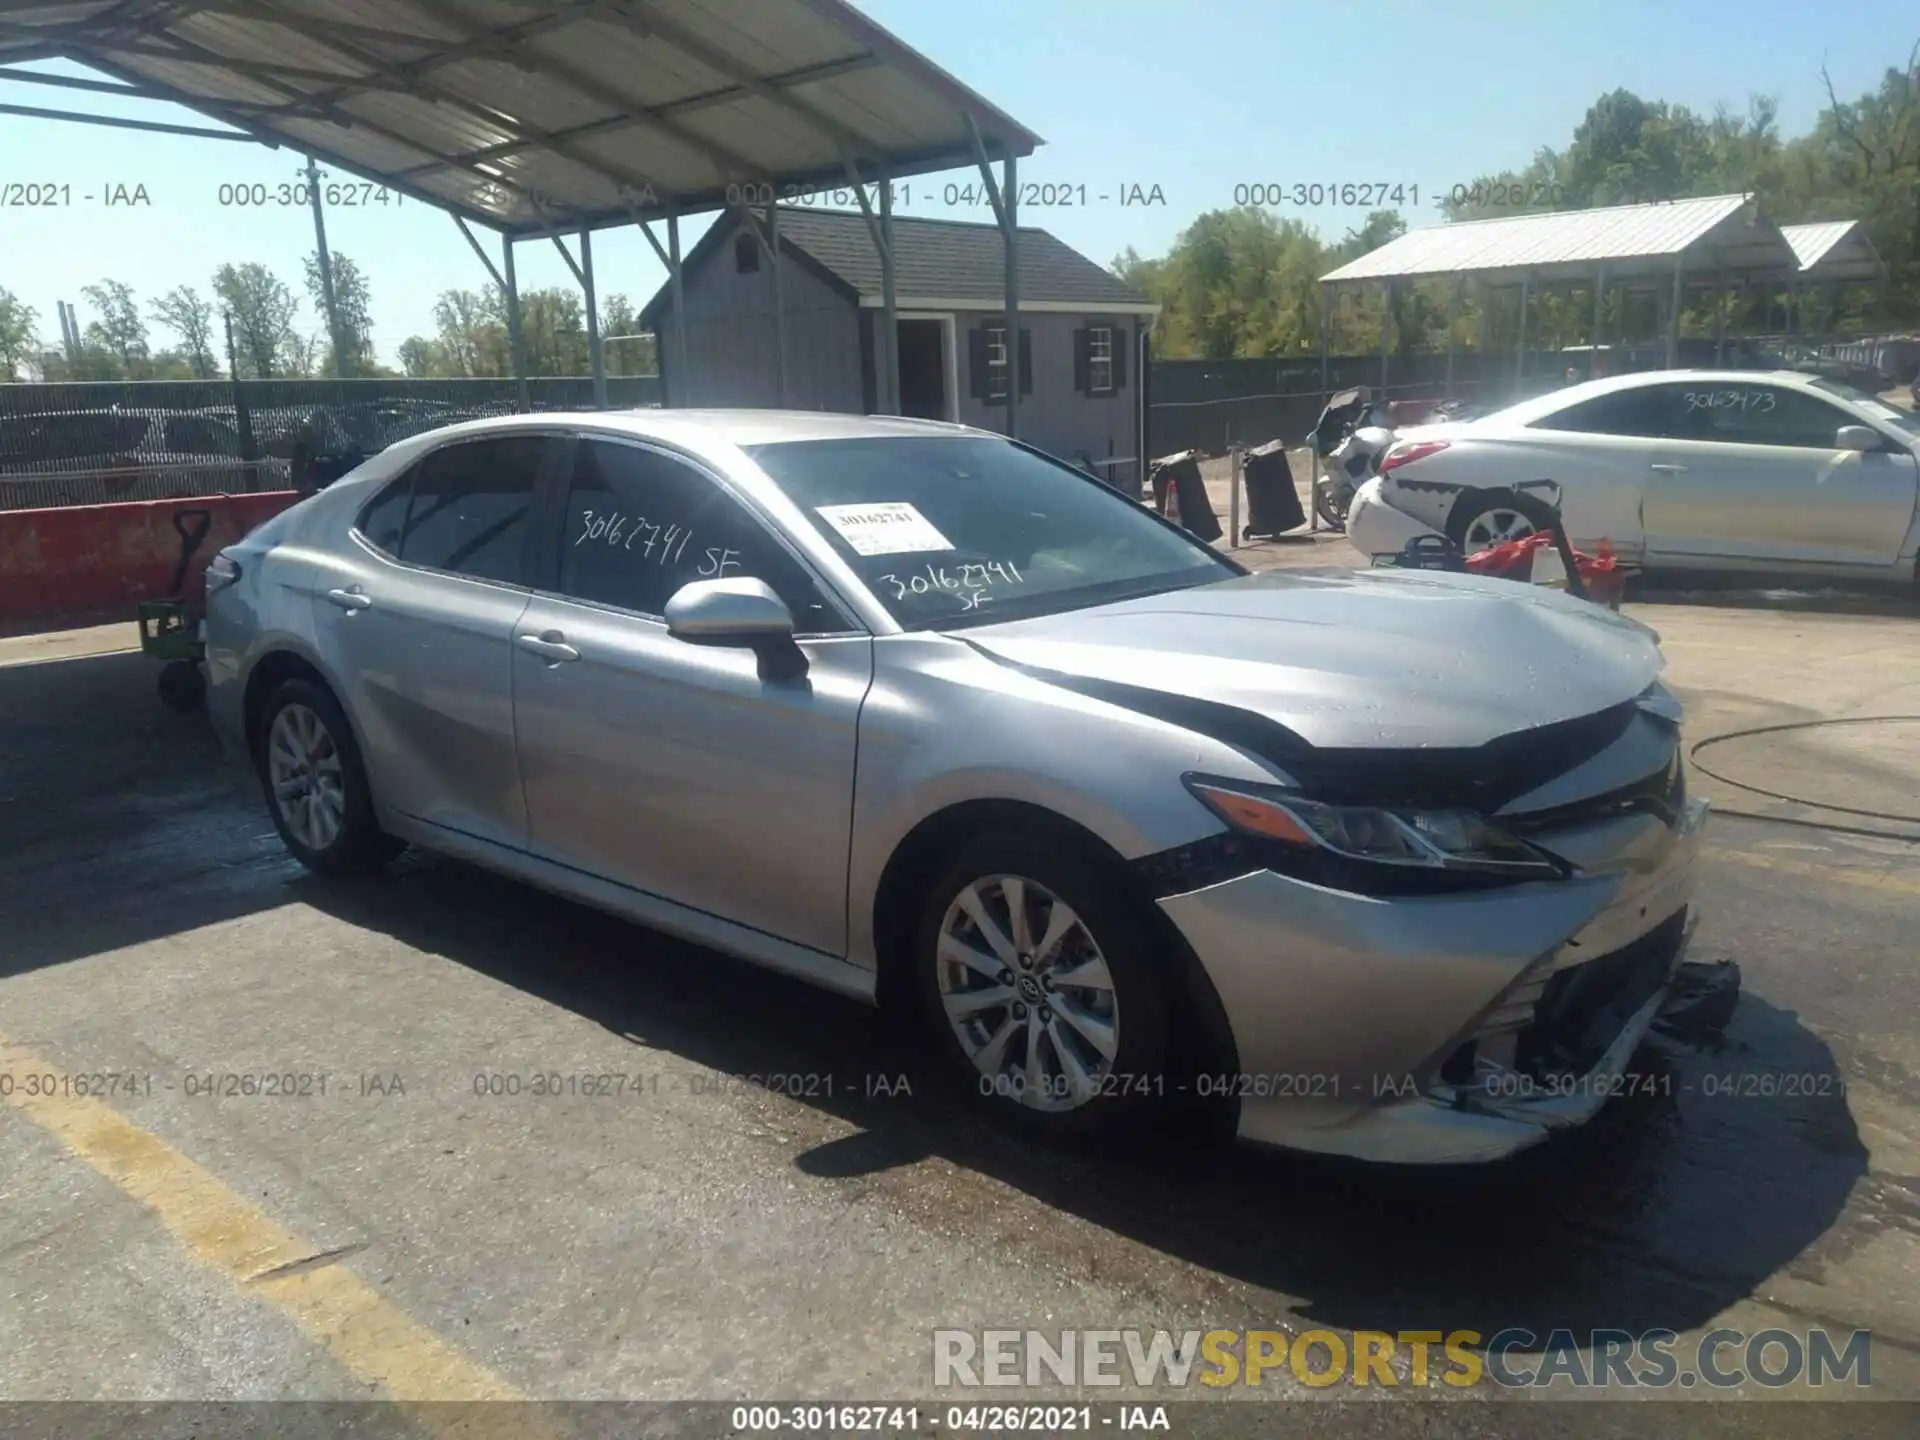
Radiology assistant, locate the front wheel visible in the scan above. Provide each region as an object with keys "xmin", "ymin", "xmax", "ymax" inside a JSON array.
[{"xmin": 913, "ymin": 834, "xmax": 1171, "ymax": 1135}]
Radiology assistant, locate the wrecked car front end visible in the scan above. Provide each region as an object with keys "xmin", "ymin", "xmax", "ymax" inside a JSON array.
[{"xmin": 1149, "ymin": 694, "xmax": 1715, "ymax": 1164}]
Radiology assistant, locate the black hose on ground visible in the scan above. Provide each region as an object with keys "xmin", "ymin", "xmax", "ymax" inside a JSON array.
[{"xmin": 1688, "ymin": 715, "xmax": 1920, "ymax": 832}]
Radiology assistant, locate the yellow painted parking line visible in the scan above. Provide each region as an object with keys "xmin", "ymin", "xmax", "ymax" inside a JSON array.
[
  {"xmin": 0, "ymin": 1034, "xmax": 560, "ymax": 1440},
  {"xmin": 1710, "ymin": 848, "xmax": 1920, "ymax": 899}
]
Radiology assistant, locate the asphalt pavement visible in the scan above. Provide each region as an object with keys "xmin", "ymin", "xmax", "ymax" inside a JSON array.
[{"xmin": 2, "ymin": 600, "xmax": 1918, "ymax": 1435}]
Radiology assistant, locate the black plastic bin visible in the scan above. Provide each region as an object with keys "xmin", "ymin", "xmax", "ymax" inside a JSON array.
[
  {"xmin": 1150, "ymin": 452, "xmax": 1221, "ymax": 543},
  {"xmin": 1241, "ymin": 439, "xmax": 1305, "ymax": 539}
]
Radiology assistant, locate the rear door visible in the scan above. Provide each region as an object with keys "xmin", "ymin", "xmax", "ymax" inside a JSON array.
[
  {"xmin": 1647, "ymin": 381, "xmax": 1919, "ymax": 568},
  {"xmin": 512, "ymin": 435, "xmax": 871, "ymax": 956},
  {"xmin": 309, "ymin": 432, "xmax": 561, "ymax": 850}
]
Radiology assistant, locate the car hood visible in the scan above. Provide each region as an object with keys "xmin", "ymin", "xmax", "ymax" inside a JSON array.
[{"xmin": 957, "ymin": 567, "xmax": 1664, "ymax": 758}]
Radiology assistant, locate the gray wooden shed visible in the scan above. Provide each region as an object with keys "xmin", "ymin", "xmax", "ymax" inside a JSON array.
[{"xmin": 640, "ymin": 208, "xmax": 1160, "ymax": 489}]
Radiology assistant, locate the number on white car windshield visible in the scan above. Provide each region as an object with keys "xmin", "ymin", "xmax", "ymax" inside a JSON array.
[{"xmin": 745, "ymin": 436, "xmax": 1233, "ymax": 628}]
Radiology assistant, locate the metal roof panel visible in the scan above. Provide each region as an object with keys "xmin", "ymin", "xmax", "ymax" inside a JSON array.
[{"xmin": 0, "ymin": 0, "xmax": 1042, "ymax": 235}]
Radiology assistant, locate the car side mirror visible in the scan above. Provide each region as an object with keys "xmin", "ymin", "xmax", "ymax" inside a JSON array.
[
  {"xmin": 1835, "ymin": 424, "xmax": 1882, "ymax": 453},
  {"xmin": 664, "ymin": 577, "xmax": 808, "ymax": 680}
]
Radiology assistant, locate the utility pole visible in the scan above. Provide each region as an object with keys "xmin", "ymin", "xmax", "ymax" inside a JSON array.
[{"xmin": 304, "ymin": 156, "xmax": 347, "ymax": 377}]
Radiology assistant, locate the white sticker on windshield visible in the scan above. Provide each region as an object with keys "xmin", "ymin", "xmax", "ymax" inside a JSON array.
[{"xmin": 814, "ymin": 501, "xmax": 954, "ymax": 556}]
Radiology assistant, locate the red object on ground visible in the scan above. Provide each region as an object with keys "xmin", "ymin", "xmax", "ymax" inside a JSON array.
[
  {"xmin": 1464, "ymin": 530, "xmax": 1625, "ymax": 606},
  {"xmin": 0, "ymin": 490, "xmax": 300, "ymax": 622}
]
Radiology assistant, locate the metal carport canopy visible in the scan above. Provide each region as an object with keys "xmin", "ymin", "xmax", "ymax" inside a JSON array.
[
  {"xmin": 1, "ymin": 0, "xmax": 1045, "ymax": 427},
  {"xmin": 0, "ymin": 0, "xmax": 1042, "ymax": 234},
  {"xmin": 1316, "ymin": 194, "xmax": 1799, "ymax": 287}
]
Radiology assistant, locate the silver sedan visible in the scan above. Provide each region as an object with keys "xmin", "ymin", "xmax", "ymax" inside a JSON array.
[{"xmin": 205, "ymin": 410, "xmax": 1709, "ymax": 1164}]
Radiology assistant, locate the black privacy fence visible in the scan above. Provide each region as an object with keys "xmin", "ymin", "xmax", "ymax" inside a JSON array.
[{"xmin": 0, "ymin": 376, "xmax": 662, "ymax": 511}]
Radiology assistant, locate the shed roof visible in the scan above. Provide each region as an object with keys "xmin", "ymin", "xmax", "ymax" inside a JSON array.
[
  {"xmin": 0, "ymin": 0, "xmax": 1042, "ymax": 237},
  {"xmin": 640, "ymin": 207, "xmax": 1156, "ymax": 323},
  {"xmin": 1318, "ymin": 194, "xmax": 1799, "ymax": 286}
]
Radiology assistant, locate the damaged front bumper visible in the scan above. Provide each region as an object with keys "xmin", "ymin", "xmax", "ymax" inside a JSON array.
[{"xmin": 1157, "ymin": 796, "xmax": 1711, "ymax": 1164}]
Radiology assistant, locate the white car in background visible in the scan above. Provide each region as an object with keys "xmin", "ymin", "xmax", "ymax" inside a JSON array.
[{"xmin": 1345, "ymin": 370, "xmax": 1920, "ymax": 582}]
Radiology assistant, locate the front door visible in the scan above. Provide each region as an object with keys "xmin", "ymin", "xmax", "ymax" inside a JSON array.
[
  {"xmin": 896, "ymin": 318, "xmax": 950, "ymax": 420},
  {"xmin": 1648, "ymin": 380, "xmax": 1920, "ymax": 568},
  {"xmin": 512, "ymin": 435, "xmax": 872, "ymax": 956},
  {"xmin": 309, "ymin": 433, "xmax": 558, "ymax": 849}
]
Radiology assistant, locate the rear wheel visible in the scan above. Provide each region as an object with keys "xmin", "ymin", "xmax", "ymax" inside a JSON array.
[
  {"xmin": 913, "ymin": 833, "xmax": 1171, "ymax": 1135},
  {"xmin": 1446, "ymin": 489, "xmax": 1560, "ymax": 556},
  {"xmin": 255, "ymin": 678, "xmax": 403, "ymax": 876}
]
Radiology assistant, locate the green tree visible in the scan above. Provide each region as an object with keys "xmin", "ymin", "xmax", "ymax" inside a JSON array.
[
  {"xmin": 80, "ymin": 278, "xmax": 149, "ymax": 377},
  {"xmin": 149, "ymin": 285, "xmax": 218, "ymax": 377},
  {"xmin": 213, "ymin": 262, "xmax": 305, "ymax": 378},
  {"xmin": 0, "ymin": 286, "xmax": 37, "ymax": 380},
  {"xmin": 303, "ymin": 250, "xmax": 376, "ymax": 376}
]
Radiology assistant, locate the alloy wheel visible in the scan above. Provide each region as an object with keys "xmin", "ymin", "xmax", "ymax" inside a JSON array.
[
  {"xmin": 935, "ymin": 874, "xmax": 1120, "ymax": 1112},
  {"xmin": 1461, "ymin": 507, "xmax": 1538, "ymax": 553},
  {"xmin": 267, "ymin": 702, "xmax": 346, "ymax": 852}
]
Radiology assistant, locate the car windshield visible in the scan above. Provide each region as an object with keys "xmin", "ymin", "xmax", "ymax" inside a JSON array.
[
  {"xmin": 744, "ymin": 435, "xmax": 1236, "ymax": 628},
  {"xmin": 1810, "ymin": 378, "xmax": 1920, "ymax": 438}
]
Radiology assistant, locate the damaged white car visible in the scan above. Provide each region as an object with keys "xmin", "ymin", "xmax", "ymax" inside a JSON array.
[{"xmin": 1347, "ymin": 370, "xmax": 1920, "ymax": 581}]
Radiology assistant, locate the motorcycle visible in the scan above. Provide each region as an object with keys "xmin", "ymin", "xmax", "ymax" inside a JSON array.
[{"xmin": 1306, "ymin": 388, "xmax": 1395, "ymax": 530}]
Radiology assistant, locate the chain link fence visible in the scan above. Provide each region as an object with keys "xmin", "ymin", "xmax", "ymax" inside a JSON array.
[{"xmin": 0, "ymin": 375, "xmax": 662, "ymax": 511}]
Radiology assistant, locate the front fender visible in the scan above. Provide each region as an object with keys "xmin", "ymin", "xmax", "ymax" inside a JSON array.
[{"xmin": 844, "ymin": 635, "xmax": 1272, "ymax": 968}]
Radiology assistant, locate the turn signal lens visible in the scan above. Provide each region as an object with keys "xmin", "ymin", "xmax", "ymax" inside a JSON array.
[{"xmin": 1186, "ymin": 782, "xmax": 1317, "ymax": 845}]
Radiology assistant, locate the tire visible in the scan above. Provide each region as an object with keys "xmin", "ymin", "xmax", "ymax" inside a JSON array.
[
  {"xmin": 1445, "ymin": 488, "xmax": 1561, "ymax": 556},
  {"xmin": 254, "ymin": 677, "xmax": 404, "ymax": 876},
  {"xmin": 1313, "ymin": 475, "xmax": 1351, "ymax": 530},
  {"xmin": 911, "ymin": 831, "xmax": 1172, "ymax": 1136},
  {"xmin": 157, "ymin": 660, "xmax": 206, "ymax": 712}
]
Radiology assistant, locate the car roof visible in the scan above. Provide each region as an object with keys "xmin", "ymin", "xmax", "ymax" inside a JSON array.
[{"xmin": 398, "ymin": 407, "xmax": 986, "ymax": 453}]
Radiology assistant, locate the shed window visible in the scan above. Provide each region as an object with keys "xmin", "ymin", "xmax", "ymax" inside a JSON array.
[
  {"xmin": 734, "ymin": 232, "xmax": 760, "ymax": 274},
  {"xmin": 1087, "ymin": 327, "xmax": 1113, "ymax": 393}
]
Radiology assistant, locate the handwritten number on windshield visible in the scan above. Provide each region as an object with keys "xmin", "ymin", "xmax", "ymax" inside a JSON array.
[{"xmin": 877, "ymin": 559, "xmax": 1023, "ymax": 610}]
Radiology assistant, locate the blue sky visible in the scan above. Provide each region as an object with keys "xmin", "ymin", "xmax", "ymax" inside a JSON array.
[{"xmin": 1, "ymin": 0, "xmax": 1912, "ymax": 366}]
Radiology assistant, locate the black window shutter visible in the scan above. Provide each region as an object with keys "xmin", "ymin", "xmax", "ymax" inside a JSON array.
[
  {"xmin": 1112, "ymin": 324, "xmax": 1128, "ymax": 391},
  {"xmin": 1072, "ymin": 328, "xmax": 1090, "ymax": 394},
  {"xmin": 968, "ymin": 327, "xmax": 989, "ymax": 400},
  {"xmin": 1018, "ymin": 328, "xmax": 1032, "ymax": 396}
]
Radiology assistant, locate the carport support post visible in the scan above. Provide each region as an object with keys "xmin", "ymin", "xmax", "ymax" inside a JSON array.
[
  {"xmin": 303, "ymin": 156, "xmax": 346, "ymax": 378},
  {"xmin": 1378, "ymin": 281, "xmax": 1392, "ymax": 391},
  {"xmin": 1444, "ymin": 276, "xmax": 1460, "ymax": 390},
  {"xmin": 1714, "ymin": 270, "xmax": 1727, "ymax": 366},
  {"xmin": 669, "ymin": 210, "xmax": 688, "ymax": 406},
  {"xmin": 1003, "ymin": 150, "xmax": 1020, "ymax": 438},
  {"xmin": 1666, "ymin": 257, "xmax": 1684, "ymax": 370},
  {"xmin": 1516, "ymin": 274, "xmax": 1531, "ymax": 384},
  {"xmin": 767, "ymin": 201, "xmax": 789, "ymax": 405},
  {"xmin": 1592, "ymin": 264, "xmax": 1606, "ymax": 357},
  {"xmin": 880, "ymin": 166, "xmax": 899, "ymax": 414},
  {"xmin": 503, "ymin": 236, "xmax": 529, "ymax": 411},
  {"xmin": 582, "ymin": 229, "xmax": 606, "ymax": 409}
]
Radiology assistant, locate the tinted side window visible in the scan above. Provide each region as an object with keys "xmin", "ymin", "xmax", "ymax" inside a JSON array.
[
  {"xmin": 1672, "ymin": 385, "xmax": 1857, "ymax": 449},
  {"xmin": 164, "ymin": 415, "xmax": 240, "ymax": 455},
  {"xmin": 557, "ymin": 440, "xmax": 841, "ymax": 632},
  {"xmin": 396, "ymin": 436, "xmax": 546, "ymax": 584},
  {"xmin": 1531, "ymin": 387, "xmax": 1676, "ymax": 438},
  {"xmin": 357, "ymin": 475, "xmax": 413, "ymax": 556}
]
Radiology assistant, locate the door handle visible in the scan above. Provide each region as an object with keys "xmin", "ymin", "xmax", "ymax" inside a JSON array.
[
  {"xmin": 516, "ymin": 631, "xmax": 580, "ymax": 663},
  {"xmin": 325, "ymin": 587, "xmax": 372, "ymax": 611},
  {"xmin": 1649, "ymin": 463, "xmax": 1687, "ymax": 474}
]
